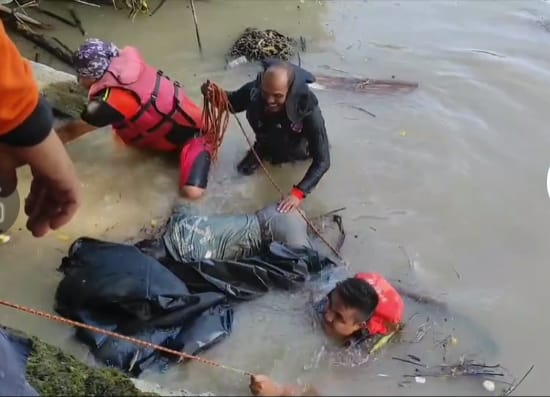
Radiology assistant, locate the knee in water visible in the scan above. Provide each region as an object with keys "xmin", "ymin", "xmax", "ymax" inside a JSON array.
[{"xmin": 180, "ymin": 185, "xmax": 206, "ymax": 200}]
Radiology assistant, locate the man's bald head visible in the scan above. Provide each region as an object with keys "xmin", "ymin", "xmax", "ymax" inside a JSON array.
[{"xmin": 260, "ymin": 64, "xmax": 294, "ymax": 113}]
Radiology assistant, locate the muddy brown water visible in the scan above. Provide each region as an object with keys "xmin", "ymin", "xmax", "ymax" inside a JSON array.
[{"xmin": 2, "ymin": 0, "xmax": 550, "ymax": 395}]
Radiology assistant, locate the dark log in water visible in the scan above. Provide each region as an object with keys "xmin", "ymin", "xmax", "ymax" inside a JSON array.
[
  {"xmin": 0, "ymin": 4, "xmax": 52, "ymax": 29},
  {"xmin": 7, "ymin": 21, "xmax": 74, "ymax": 67}
]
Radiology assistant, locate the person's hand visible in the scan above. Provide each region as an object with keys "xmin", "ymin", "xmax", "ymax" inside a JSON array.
[
  {"xmin": 23, "ymin": 167, "xmax": 80, "ymax": 237},
  {"xmin": 277, "ymin": 193, "xmax": 302, "ymax": 214},
  {"xmin": 201, "ymin": 80, "xmax": 214, "ymax": 99},
  {"xmin": 249, "ymin": 374, "xmax": 283, "ymax": 397},
  {"xmin": 0, "ymin": 131, "xmax": 81, "ymax": 237}
]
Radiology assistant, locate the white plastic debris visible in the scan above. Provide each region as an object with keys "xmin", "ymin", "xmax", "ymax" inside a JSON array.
[
  {"xmin": 482, "ymin": 380, "xmax": 495, "ymax": 392},
  {"xmin": 0, "ymin": 234, "xmax": 10, "ymax": 244},
  {"xmin": 226, "ymin": 56, "xmax": 248, "ymax": 69},
  {"xmin": 204, "ymin": 250, "xmax": 212, "ymax": 259},
  {"xmin": 415, "ymin": 376, "xmax": 426, "ymax": 384}
]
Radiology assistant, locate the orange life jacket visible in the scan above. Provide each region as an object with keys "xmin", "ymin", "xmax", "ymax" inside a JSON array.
[
  {"xmin": 88, "ymin": 46, "xmax": 203, "ymax": 152},
  {"xmin": 355, "ymin": 272, "xmax": 404, "ymax": 335}
]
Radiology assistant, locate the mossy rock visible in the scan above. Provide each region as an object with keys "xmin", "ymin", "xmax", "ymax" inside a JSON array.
[
  {"xmin": 4, "ymin": 326, "xmax": 157, "ymax": 396},
  {"xmin": 29, "ymin": 60, "xmax": 88, "ymax": 120}
]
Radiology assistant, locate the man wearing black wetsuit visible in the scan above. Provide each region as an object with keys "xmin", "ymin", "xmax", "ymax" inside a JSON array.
[{"xmin": 202, "ymin": 60, "xmax": 331, "ymax": 214}]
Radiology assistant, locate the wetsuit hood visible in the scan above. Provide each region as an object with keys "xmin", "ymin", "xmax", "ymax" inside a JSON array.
[{"xmin": 256, "ymin": 58, "xmax": 318, "ymax": 124}]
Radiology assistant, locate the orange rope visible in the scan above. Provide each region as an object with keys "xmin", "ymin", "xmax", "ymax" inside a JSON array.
[
  {"xmin": 202, "ymin": 81, "xmax": 344, "ymax": 262},
  {"xmin": 200, "ymin": 80, "xmax": 230, "ymax": 162},
  {"xmin": 0, "ymin": 299, "xmax": 253, "ymax": 377}
]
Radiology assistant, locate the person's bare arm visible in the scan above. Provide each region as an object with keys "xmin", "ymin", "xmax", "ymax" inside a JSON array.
[
  {"xmin": 55, "ymin": 119, "xmax": 97, "ymax": 144},
  {"xmin": 0, "ymin": 21, "xmax": 81, "ymax": 236},
  {"xmin": 249, "ymin": 375, "xmax": 319, "ymax": 397},
  {"xmin": 56, "ymin": 90, "xmax": 131, "ymax": 145},
  {"xmin": 0, "ymin": 129, "xmax": 81, "ymax": 237}
]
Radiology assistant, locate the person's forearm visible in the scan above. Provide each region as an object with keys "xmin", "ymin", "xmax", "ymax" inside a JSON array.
[
  {"xmin": 279, "ymin": 384, "xmax": 318, "ymax": 396},
  {"xmin": 15, "ymin": 129, "xmax": 78, "ymax": 181},
  {"xmin": 295, "ymin": 157, "xmax": 330, "ymax": 195},
  {"xmin": 55, "ymin": 119, "xmax": 96, "ymax": 144}
]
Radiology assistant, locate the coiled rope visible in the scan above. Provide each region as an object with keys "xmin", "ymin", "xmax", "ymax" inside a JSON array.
[{"xmin": 200, "ymin": 81, "xmax": 230, "ymax": 163}]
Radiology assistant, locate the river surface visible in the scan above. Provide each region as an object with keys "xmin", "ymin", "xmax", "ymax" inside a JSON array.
[{"xmin": 2, "ymin": 0, "xmax": 550, "ymax": 395}]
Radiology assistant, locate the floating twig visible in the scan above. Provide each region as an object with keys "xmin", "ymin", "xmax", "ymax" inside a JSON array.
[
  {"xmin": 150, "ymin": 0, "xmax": 167, "ymax": 16},
  {"xmin": 408, "ymin": 354, "xmax": 421, "ymax": 362},
  {"xmin": 471, "ymin": 49, "xmax": 505, "ymax": 58},
  {"xmin": 321, "ymin": 207, "xmax": 347, "ymax": 217},
  {"xmin": 9, "ymin": 21, "xmax": 73, "ymax": 66},
  {"xmin": 52, "ymin": 37, "xmax": 74, "ymax": 55},
  {"xmin": 68, "ymin": 8, "xmax": 86, "ymax": 36},
  {"xmin": 412, "ymin": 321, "xmax": 431, "ymax": 343},
  {"xmin": 392, "ymin": 356, "xmax": 427, "ymax": 368},
  {"xmin": 0, "ymin": 4, "xmax": 52, "ymax": 29},
  {"xmin": 405, "ymin": 361, "xmax": 508, "ymax": 380},
  {"xmin": 398, "ymin": 245, "xmax": 413, "ymax": 268},
  {"xmin": 72, "ymin": 0, "xmax": 101, "ymax": 7},
  {"xmin": 189, "ymin": 0, "xmax": 203, "ymax": 54},
  {"xmin": 345, "ymin": 103, "xmax": 376, "ymax": 118},
  {"xmin": 503, "ymin": 364, "xmax": 534, "ymax": 396},
  {"xmin": 320, "ymin": 64, "xmax": 348, "ymax": 74},
  {"xmin": 36, "ymin": 7, "xmax": 77, "ymax": 27},
  {"xmin": 405, "ymin": 371, "xmax": 505, "ymax": 378},
  {"xmin": 450, "ymin": 263, "xmax": 461, "ymax": 279}
]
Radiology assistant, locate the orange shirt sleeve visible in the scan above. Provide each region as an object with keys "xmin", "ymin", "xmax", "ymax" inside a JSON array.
[{"xmin": 0, "ymin": 21, "xmax": 40, "ymax": 136}]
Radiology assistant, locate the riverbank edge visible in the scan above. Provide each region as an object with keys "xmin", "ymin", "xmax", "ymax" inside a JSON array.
[{"xmin": 2, "ymin": 325, "xmax": 158, "ymax": 396}]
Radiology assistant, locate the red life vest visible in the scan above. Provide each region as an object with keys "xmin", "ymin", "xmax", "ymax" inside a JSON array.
[
  {"xmin": 88, "ymin": 47, "xmax": 203, "ymax": 152},
  {"xmin": 355, "ymin": 272, "xmax": 404, "ymax": 336}
]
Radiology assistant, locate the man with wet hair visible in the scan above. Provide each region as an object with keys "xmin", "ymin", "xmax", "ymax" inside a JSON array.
[
  {"xmin": 201, "ymin": 60, "xmax": 331, "ymax": 214},
  {"xmin": 249, "ymin": 273, "xmax": 404, "ymax": 396}
]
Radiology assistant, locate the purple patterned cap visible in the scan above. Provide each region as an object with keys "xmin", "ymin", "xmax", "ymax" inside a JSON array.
[{"xmin": 73, "ymin": 38, "xmax": 120, "ymax": 79}]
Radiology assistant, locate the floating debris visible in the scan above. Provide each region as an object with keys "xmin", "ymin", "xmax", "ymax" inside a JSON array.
[
  {"xmin": 483, "ymin": 379, "xmax": 496, "ymax": 392},
  {"xmin": 0, "ymin": 234, "xmax": 10, "ymax": 244},
  {"xmin": 225, "ymin": 55, "xmax": 248, "ymax": 69},
  {"xmin": 229, "ymin": 27, "xmax": 297, "ymax": 61},
  {"xmin": 57, "ymin": 234, "xmax": 71, "ymax": 242}
]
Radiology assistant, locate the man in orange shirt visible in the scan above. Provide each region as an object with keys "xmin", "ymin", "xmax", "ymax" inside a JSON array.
[
  {"xmin": 0, "ymin": 21, "xmax": 80, "ymax": 238},
  {"xmin": 58, "ymin": 38, "xmax": 212, "ymax": 200}
]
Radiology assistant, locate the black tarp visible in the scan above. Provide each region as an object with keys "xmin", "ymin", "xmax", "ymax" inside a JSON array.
[{"xmin": 55, "ymin": 237, "xmax": 339, "ymax": 375}]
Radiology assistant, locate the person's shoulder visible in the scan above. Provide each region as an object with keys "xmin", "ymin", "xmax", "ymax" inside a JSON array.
[
  {"xmin": 97, "ymin": 87, "xmax": 139, "ymax": 118},
  {"xmin": 241, "ymin": 80, "xmax": 257, "ymax": 91}
]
